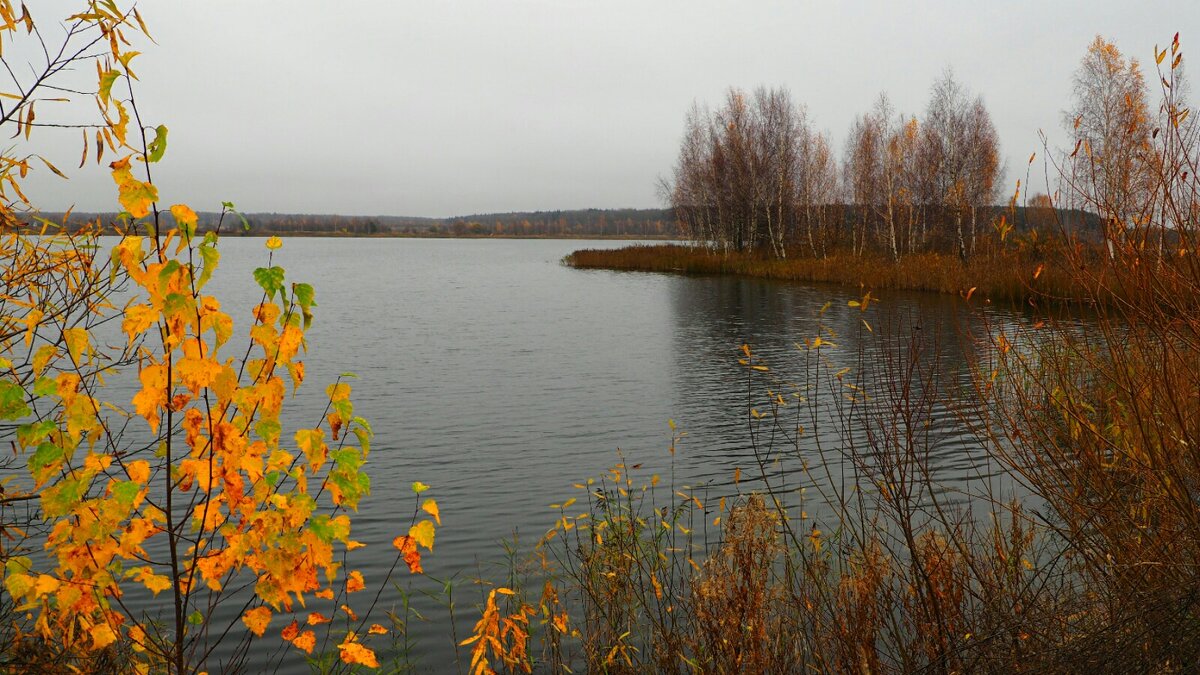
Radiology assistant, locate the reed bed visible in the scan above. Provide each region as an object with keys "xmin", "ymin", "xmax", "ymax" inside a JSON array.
[{"xmin": 564, "ymin": 244, "xmax": 1083, "ymax": 306}]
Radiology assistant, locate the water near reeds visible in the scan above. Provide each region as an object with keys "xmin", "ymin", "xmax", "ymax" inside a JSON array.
[{"xmin": 64, "ymin": 238, "xmax": 1033, "ymax": 670}]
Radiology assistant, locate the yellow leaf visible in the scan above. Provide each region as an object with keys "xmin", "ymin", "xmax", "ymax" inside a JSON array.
[
  {"xmin": 422, "ymin": 499, "xmax": 441, "ymax": 525},
  {"xmin": 242, "ymin": 607, "xmax": 272, "ymax": 637},
  {"xmin": 346, "ymin": 570, "xmax": 365, "ymax": 593},
  {"xmin": 307, "ymin": 612, "xmax": 331, "ymax": 625},
  {"xmin": 368, "ymin": 624, "xmax": 389, "ymax": 635},
  {"xmin": 91, "ymin": 623, "xmax": 118, "ymax": 650},
  {"xmin": 122, "ymin": 304, "xmax": 158, "ymax": 342},
  {"xmin": 133, "ymin": 567, "xmax": 171, "ymax": 596},
  {"xmin": 411, "ymin": 481, "xmax": 430, "ymax": 494},
  {"xmin": 170, "ymin": 203, "xmax": 197, "ymax": 229},
  {"xmin": 33, "ymin": 574, "xmax": 59, "ymax": 596},
  {"xmin": 409, "ymin": 520, "xmax": 435, "ymax": 550},
  {"xmin": 265, "ymin": 236, "xmax": 283, "ymax": 250},
  {"xmin": 63, "ymin": 327, "xmax": 89, "ymax": 364}
]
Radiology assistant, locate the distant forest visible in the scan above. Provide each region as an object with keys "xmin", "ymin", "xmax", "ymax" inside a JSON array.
[
  {"xmin": 18, "ymin": 204, "xmax": 1098, "ymax": 240},
  {"xmin": 18, "ymin": 208, "xmax": 679, "ymax": 238}
]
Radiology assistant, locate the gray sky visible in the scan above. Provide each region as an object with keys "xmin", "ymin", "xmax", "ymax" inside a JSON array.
[{"xmin": 15, "ymin": 1, "xmax": 1200, "ymax": 217}]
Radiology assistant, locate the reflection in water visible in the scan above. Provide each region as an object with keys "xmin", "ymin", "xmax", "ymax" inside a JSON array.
[{"xmin": 665, "ymin": 275, "xmax": 1025, "ymax": 526}]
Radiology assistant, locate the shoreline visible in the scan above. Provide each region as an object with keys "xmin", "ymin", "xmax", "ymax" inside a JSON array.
[{"xmin": 564, "ymin": 243, "xmax": 1080, "ymax": 305}]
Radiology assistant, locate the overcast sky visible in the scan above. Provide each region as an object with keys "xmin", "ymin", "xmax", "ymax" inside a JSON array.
[{"xmin": 14, "ymin": 1, "xmax": 1200, "ymax": 217}]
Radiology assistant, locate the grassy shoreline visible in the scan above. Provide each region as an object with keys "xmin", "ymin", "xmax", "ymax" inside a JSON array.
[{"xmin": 565, "ymin": 243, "xmax": 1080, "ymax": 304}]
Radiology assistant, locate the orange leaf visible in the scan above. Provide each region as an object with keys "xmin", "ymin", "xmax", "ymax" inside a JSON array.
[
  {"xmin": 346, "ymin": 570, "xmax": 365, "ymax": 593},
  {"xmin": 338, "ymin": 641, "xmax": 379, "ymax": 668},
  {"xmin": 292, "ymin": 630, "xmax": 316, "ymax": 654},
  {"xmin": 281, "ymin": 619, "xmax": 300, "ymax": 642},
  {"xmin": 242, "ymin": 607, "xmax": 272, "ymax": 637},
  {"xmin": 368, "ymin": 624, "xmax": 389, "ymax": 635},
  {"xmin": 307, "ymin": 612, "xmax": 331, "ymax": 626},
  {"xmin": 392, "ymin": 535, "xmax": 423, "ymax": 574}
]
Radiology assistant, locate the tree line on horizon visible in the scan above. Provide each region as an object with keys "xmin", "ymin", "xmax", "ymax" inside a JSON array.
[
  {"xmin": 15, "ymin": 208, "xmax": 680, "ymax": 238},
  {"xmin": 664, "ymin": 36, "xmax": 1173, "ymax": 260}
]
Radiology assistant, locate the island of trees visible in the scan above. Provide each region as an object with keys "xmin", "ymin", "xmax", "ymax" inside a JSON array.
[{"xmin": 570, "ymin": 36, "xmax": 1170, "ymax": 304}]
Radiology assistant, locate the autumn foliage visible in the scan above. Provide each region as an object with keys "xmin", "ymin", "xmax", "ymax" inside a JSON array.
[{"xmin": 0, "ymin": 3, "xmax": 437, "ymax": 673}]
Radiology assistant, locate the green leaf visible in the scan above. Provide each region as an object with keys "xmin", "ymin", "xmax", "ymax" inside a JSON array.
[
  {"xmin": 197, "ymin": 243, "xmax": 220, "ymax": 288},
  {"xmin": 146, "ymin": 125, "xmax": 168, "ymax": 162},
  {"xmin": 253, "ymin": 266, "xmax": 286, "ymax": 300},
  {"xmin": 162, "ymin": 292, "xmax": 193, "ymax": 319},
  {"xmin": 32, "ymin": 377, "xmax": 56, "ymax": 397},
  {"xmin": 222, "ymin": 202, "xmax": 250, "ymax": 231},
  {"xmin": 111, "ymin": 481, "xmax": 140, "ymax": 509},
  {"xmin": 308, "ymin": 514, "xmax": 350, "ymax": 543},
  {"xmin": 351, "ymin": 426, "xmax": 371, "ymax": 456},
  {"xmin": 255, "ymin": 419, "xmax": 281, "ymax": 445},
  {"xmin": 332, "ymin": 448, "xmax": 363, "ymax": 473},
  {"xmin": 42, "ymin": 477, "xmax": 84, "ymax": 518},
  {"xmin": 293, "ymin": 283, "xmax": 315, "ymax": 309},
  {"xmin": 0, "ymin": 380, "xmax": 30, "ymax": 420},
  {"xmin": 28, "ymin": 442, "xmax": 64, "ymax": 481},
  {"xmin": 293, "ymin": 282, "xmax": 315, "ymax": 329},
  {"xmin": 188, "ymin": 610, "xmax": 204, "ymax": 625},
  {"xmin": 157, "ymin": 259, "xmax": 181, "ymax": 294},
  {"xmin": 17, "ymin": 420, "xmax": 56, "ymax": 448}
]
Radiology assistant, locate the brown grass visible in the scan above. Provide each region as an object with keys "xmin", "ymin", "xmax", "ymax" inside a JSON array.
[{"xmin": 564, "ymin": 243, "xmax": 1084, "ymax": 305}]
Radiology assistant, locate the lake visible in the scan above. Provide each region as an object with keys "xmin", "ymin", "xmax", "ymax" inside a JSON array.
[{"xmin": 22, "ymin": 237, "xmax": 1029, "ymax": 671}]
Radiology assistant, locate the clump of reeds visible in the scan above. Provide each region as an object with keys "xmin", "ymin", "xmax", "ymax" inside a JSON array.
[{"xmin": 564, "ymin": 241, "xmax": 1083, "ymax": 306}]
